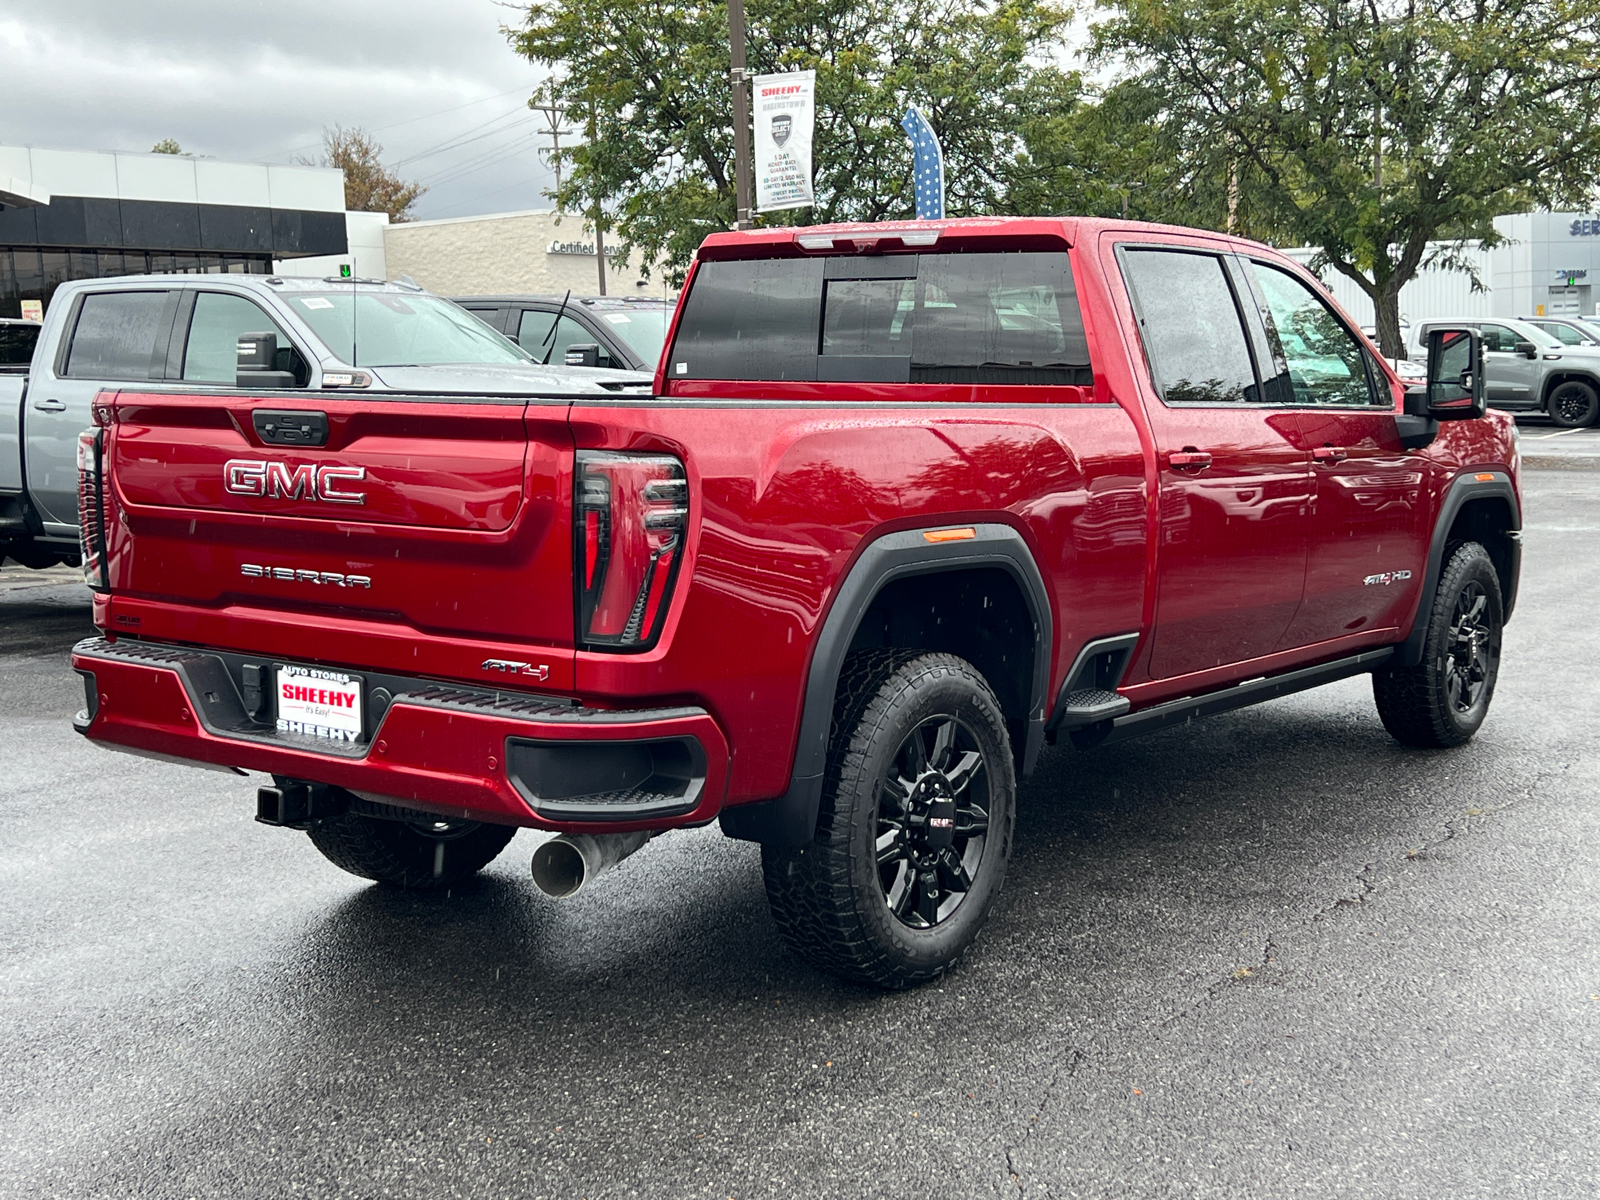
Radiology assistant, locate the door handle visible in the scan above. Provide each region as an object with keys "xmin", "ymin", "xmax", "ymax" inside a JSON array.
[
  {"xmin": 1167, "ymin": 449, "xmax": 1213, "ymax": 471},
  {"xmin": 1313, "ymin": 446, "xmax": 1349, "ymax": 463},
  {"xmin": 33, "ymin": 398, "xmax": 66, "ymax": 413}
]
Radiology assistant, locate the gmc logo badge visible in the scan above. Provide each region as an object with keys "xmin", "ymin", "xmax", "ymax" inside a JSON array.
[{"xmin": 224, "ymin": 459, "xmax": 367, "ymax": 505}]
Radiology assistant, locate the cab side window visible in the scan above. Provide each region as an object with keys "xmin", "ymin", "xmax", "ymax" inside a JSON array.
[
  {"xmin": 517, "ymin": 310, "xmax": 614, "ymax": 367},
  {"xmin": 182, "ymin": 292, "xmax": 306, "ymax": 386},
  {"xmin": 1246, "ymin": 262, "xmax": 1379, "ymax": 407},
  {"xmin": 1478, "ymin": 324, "xmax": 1519, "ymax": 353},
  {"xmin": 1120, "ymin": 248, "xmax": 1260, "ymax": 404},
  {"xmin": 1540, "ymin": 322, "xmax": 1588, "ymax": 346}
]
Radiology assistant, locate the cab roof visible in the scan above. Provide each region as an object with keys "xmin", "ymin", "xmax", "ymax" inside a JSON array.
[{"xmin": 695, "ymin": 215, "xmax": 1281, "ymax": 260}]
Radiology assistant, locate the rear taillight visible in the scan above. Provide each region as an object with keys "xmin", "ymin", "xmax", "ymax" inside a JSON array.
[
  {"xmin": 76, "ymin": 427, "xmax": 109, "ymax": 592},
  {"xmin": 574, "ymin": 451, "xmax": 687, "ymax": 650}
]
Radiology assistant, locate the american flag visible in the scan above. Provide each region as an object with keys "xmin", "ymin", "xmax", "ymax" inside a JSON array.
[{"xmin": 901, "ymin": 106, "xmax": 945, "ymax": 220}]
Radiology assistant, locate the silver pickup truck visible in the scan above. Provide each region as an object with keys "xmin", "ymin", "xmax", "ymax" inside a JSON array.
[
  {"xmin": 1, "ymin": 274, "xmax": 649, "ymax": 570},
  {"xmin": 1413, "ymin": 316, "xmax": 1600, "ymax": 428}
]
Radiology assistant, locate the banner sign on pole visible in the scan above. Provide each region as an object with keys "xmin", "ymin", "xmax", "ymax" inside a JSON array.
[
  {"xmin": 753, "ymin": 69, "xmax": 816, "ymax": 213},
  {"xmin": 901, "ymin": 105, "xmax": 945, "ymax": 220}
]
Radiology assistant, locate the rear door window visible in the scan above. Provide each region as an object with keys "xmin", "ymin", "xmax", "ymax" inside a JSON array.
[
  {"xmin": 64, "ymin": 290, "xmax": 175, "ymax": 380},
  {"xmin": 182, "ymin": 292, "xmax": 302, "ymax": 385},
  {"xmin": 668, "ymin": 251, "xmax": 1091, "ymax": 385},
  {"xmin": 1119, "ymin": 249, "xmax": 1260, "ymax": 404}
]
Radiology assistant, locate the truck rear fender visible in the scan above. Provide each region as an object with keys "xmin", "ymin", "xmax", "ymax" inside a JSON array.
[
  {"xmin": 1400, "ymin": 469, "xmax": 1521, "ymax": 666},
  {"xmin": 720, "ymin": 523, "xmax": 1051, "ymax": 846}
]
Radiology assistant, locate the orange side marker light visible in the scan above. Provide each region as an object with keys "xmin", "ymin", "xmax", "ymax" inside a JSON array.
[
  {"xmin": 1475, "ymin": 473, "xmax": 1496, "ymax": 482},
  {"xmin": 923, "ymin": 527, "xmax": 977, "ymax": 543}
]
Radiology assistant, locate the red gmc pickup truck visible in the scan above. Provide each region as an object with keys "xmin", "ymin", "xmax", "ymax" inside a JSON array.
[{"xmin": 70, "ymin": 217, "xmax": 1520, "ymax": 988}]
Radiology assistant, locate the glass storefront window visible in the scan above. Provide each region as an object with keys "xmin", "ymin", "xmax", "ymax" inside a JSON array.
[{"xmin": 0, "ymin": 245, "xmax": 274, "ymax": 317}]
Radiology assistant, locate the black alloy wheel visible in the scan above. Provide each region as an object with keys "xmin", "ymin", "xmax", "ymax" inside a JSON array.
[
  {"xmin": 762, "ymin": 651, "xmax": 1016, "ymax": 989},
  {"xmin": 1373, "ymin": 540, "xmax": 1503, "ymax": 747},
  {"xmin": 1443, "ymin": 579, "xmax": 1495, "ymax": 716},
  {"xmin": 875, "ymin": 714, "xmax": 992, "ymax": 929},
  {"xmin": 1547, "ymin": 380, "xmax": 1600, "ymax": 427}
]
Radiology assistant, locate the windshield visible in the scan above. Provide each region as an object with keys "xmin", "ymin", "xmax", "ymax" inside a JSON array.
[
  {"xmin": 288, "ymin": 293, "xmax": 532, "ymax": 367},
  {"xmin": 595, "ymin": 307, "xmax": 672, "ymax": 368}
]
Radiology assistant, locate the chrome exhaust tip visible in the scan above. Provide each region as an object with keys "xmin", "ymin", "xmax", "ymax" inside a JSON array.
[{"xmin": 530, "ymin": 831, "xmax": 651, "ymax": 898}]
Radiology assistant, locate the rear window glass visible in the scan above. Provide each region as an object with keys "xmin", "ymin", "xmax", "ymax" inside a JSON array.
[
  {"xmin": 670, "ymin": 258, "xmax": 825, "ymax": 381},
  {"xmin": 0, "ymin": 322, "xmax": 39, "ymax": 366},
  {"xmin": 669, "ymin": 251, "xmax": 1091, "ymax": 385},
  {"xmin": 65, "ymin": 291, "xmax": 172, "ymax": 380}
]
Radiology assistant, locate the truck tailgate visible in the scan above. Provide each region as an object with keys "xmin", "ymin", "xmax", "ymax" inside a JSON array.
[{"xmin": 103, "ymin": 391, "xmax": 576, "ymax": 676}]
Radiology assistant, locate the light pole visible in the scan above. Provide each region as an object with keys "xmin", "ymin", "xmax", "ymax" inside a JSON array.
[{"xmin": 728, "ymin": 0, "xmax": 754, "ymax": 229}]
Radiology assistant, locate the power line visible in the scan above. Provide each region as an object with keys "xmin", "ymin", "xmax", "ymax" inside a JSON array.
[
  {"xmin": 390, "ymin": 106, "xmax": 535, "ymax": 168},
  {"xmin": 421, "ymin": 134, "xmax": 542, "ymax": 189},
  {"xmin": 281, "ymin": 84, "xmax": 536, "ymax": 156},
  {"xmin": 420, "ymin": 173, "xmax": 553, "ymax": 219}
]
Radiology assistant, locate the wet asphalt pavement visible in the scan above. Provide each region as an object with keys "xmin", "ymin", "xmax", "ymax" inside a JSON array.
[{"xmin": 3, "ymin": 471, "xmax": 1599, "ymax": 1200}]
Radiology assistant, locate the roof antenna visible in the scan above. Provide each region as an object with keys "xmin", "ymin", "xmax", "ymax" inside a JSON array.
[{"xmin": 343, "ymin": 260, "xmax": 358, "ymax": 369}]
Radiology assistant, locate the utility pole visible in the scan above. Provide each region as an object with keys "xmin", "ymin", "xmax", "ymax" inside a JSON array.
[
  {"xmin": 728, "ymin": 0, "xmax": 754, "ymax": 229},
  {"xmin": 529, "ymin": 98, "xmax": 573, "ymax": 210},
  {"xmin": 587, "ymin": 103, "xmax": 607, "ymax": 295}
]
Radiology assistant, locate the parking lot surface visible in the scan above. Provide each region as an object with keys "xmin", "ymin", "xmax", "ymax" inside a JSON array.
[
  {"xmin": 1515, "ymin": 413, "xmax": 1600, "ymax": 468},
  {"xmin": 3, "ymin": 471, "xmax": 1598, "ymax": 1200}
]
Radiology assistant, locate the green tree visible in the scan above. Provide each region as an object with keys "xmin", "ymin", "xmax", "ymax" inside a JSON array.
[
  {"xmin": 304, "ymin": 126, "xmax": 427, "ymax": 223},
  {"xmin": 150, "ymin": 138, "xmax": 187, "ymax": 155},
  {"xmin": 1005, "ymin": 77, "xmax": 1232, "ymax": 226},
  {"xmin": 1094, "ymin": 0, "xmax": 1600, "ymax": 357},
  {"xmin": 508, "ymin": 0, "xmax": 1072, "ymax": 282}
]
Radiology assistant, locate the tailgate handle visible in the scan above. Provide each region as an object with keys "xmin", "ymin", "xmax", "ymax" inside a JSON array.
[{"xmin": 253, "ymin": 410, "xmax": 329, "ymax": 447}]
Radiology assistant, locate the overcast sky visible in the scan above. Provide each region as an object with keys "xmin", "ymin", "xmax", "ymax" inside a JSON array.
[{"xmin": 0, "ymin": 0, "xmax": 559, "ymax": 221}]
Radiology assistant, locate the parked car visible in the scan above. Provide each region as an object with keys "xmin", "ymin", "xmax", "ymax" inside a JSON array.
[
  {"xmin": 454, "ymin": 294, "xmax": 675, "ymax": 373},
  {"xmin": 0, "ymin": 275, "xmax": 649, "ymax": 570},
  {"xmin": 71, "ymin": 217, "xmax": 1519, "ymax": 989},
  {"xmin": 1412, "ymin": 316, "xmax": 1600, "ymax": 426},
  {"xmin": 1521, "ymin": 315, "xmax": 1600, "ymax": 348},
  {"xmin": 0, "ymin": 318, "xmax": 41, "ymax": 369}
]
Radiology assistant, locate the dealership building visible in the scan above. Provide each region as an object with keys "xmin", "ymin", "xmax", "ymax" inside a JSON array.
[
  {"xmin": 379, "ymin": 208, "xmax": 666, "ymax": 298},
  {"xmin": 1285, "ymin": 211, "xmax": 1600, "ymax": 331},
  {"xmin": 0, "ymin": 144, "xmax": 349, "ymax": 320}
]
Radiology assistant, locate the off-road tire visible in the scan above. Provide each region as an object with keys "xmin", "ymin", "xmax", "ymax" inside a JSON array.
[
  {"xmin": 1372, "ymin": 540, "xmax": 1503, "ymax": 748},
  {"xmin": 762, "ymin": 651, "xmax": 1016, "ymax": 989},
  {"xmin": 307, "ymin": 810, "xmax": 516, "ymax": 890},
  {"xmin": 1547, "ymin": 380, "xmax": 1600, "ymax": 428}
]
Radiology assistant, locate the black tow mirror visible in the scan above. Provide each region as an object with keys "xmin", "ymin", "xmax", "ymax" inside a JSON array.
[
  {"xmin": 564, "ymin": 343, "xmax": 601, "ymax": 368},
  {"xmin": 1514, "ymin": 339, "xmax": 1538, "ymax": 360},
  {"xmin": 236, "ymin": 332, "xmax": 296, "ymax": 389},
  {"xmin": 1424, "ymin": 326, "xmax": 1487, "ymax": 421}
]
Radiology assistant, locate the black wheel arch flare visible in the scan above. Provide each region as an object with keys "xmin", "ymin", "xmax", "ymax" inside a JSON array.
[
  {"xmin": 1400, "ymin": 468, "xmax": 1521, "ymax": 668},
  {"xmin": 720, "ymin": 523, "xmax": 1052, "ymax": 847}
]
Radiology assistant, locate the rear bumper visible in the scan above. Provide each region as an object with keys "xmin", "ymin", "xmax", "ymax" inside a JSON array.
[{"xmin": 70, "ymin": 637, "xmax": 730, "ymax": 832}]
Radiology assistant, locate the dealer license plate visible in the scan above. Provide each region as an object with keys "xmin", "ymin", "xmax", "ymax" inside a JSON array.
[{"xmin": 275, "ymin": 664, "xmax": 364, "ymax": 743}]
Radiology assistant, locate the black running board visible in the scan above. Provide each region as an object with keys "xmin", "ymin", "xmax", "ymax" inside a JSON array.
[{"xmin": 1098, "ymin": 648, "xmax": 1395, "ymax": 746}]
